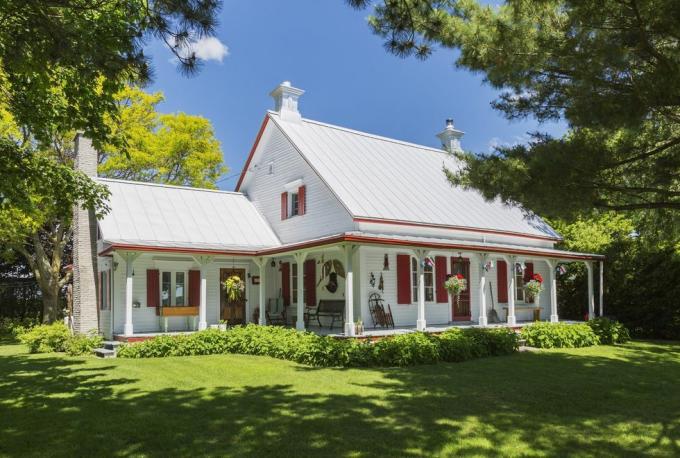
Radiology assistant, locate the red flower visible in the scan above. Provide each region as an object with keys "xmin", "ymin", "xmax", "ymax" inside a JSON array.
[
  {"xmin": 456, "ymin": 274, "xmax": 464, "ymax": 279},
  {"xmin": 533, "ymin": 273, "xmax": 544, "ymax": 283}
]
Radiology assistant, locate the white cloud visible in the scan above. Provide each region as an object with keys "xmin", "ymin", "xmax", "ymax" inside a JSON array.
[{"xmin": 175, "ymin": 36, "xmax": 229, "ymax": 63}]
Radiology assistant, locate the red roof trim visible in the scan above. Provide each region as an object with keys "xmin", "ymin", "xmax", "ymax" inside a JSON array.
[
  {"xmin": 235, "ymin": 115, "xmax": 270, "ymax": 192},
  {"xmin": 99, "ymin": 234, "xmax": 602, "ymax": 261},
  {"xmin": 353, "ymin": 217, "xmax": 561, "ymax": 242}
]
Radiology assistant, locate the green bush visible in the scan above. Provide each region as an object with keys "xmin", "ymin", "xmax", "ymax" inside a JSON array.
[
  {"xmin": 520, "ymin": 322, "xmax": 600, "ymax": 349},
  {"xmin": 65, "ymin": 333, "xmax": 104, "ymax": 356},
  {"xmin": 0, "ymin": 316, "xmax": 39, "ymax": 337},
  {"xmin": 19, "ymin": 322, "xmax": 71, "ymax": 353},
  {"xmin": 118, "ymin": 324, "xmax": 519, "ymax": 367},
  {"xmin": 587, "ymin": 318, "xmax": 631, "ymax": 344}
]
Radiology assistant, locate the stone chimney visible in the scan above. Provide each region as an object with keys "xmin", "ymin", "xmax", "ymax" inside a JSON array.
[
  {"xmin": 270, "ymin": 81, "xmax": 305, "ymax": 122},
  {"xmin": 71, "ymin": 133, "xmax": 99, "ymax": 335},
  {"xmin": 437, "ymin": 118, "xmax": 464, "ymax": 153}
]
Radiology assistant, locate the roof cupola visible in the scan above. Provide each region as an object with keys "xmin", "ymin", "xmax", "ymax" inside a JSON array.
[
  {"xmin": 436, "ymin": 118, "xmax": 464, "ymax": 153},
  {"xmin": 270, "ymin": 81, "xmax": 305, "ymax": 123}
]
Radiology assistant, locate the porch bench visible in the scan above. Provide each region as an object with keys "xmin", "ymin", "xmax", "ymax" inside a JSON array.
[
  {"xmin": 502, "ymin": 305, "xmax": 542, "ymax": 322},
  {"xmin": 307, "ymin": 300, "xmax": 345, "ymax": 330}
]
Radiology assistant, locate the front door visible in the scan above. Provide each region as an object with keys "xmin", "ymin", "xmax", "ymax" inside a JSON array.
[
  {"xmin": 451, "ymin": 257, "xmax": 471, "ymax": 321},
  {"xmin": 220, "ymin": 268, "xmax": 246, "ymax": 325}
]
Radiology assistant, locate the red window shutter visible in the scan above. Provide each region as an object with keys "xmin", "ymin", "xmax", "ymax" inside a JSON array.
[
  {"xmin": 497, "ymin": 260, "xmax": 508, "ymax": 303},
  {"xmin": 524, "ymin": 262, "xmax": 534, "ymax": 283},
  {"xmin": 298, "ymin": 185, "xmax": 306, "ymax": 215},
  {"xmin": 146, "ymin": 269, "xmax": 159, "ymax": 307},
  {"xmin": 304, "ymin": 258, "xmax": 316, "ymax": 307},
  {"xmin": 396, "ymin": 254, "xmax": 412, "ymax": 304},
  {"xmin": 188, "ymin": 270, "xmax": 201, "ymax": 306},
  {"xmin": 435, "ymin": 256, "xmax": 448, "ymax": 303},
  {"xmin": 280, "ymin": 192, "xmax": 288, "ymax": 220},
  {"xmin": 281, "ymin": 262, "xmax": 291, "ymax": 306}
]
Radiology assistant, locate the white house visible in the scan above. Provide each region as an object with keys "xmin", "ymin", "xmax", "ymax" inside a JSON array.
[{"xmin": 72, "ymin": 81, "xmax": 604, "ymax": 340}]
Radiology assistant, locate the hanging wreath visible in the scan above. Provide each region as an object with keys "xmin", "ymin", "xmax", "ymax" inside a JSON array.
[{"xmin": 223, "ymin": 275, "xmax": 245, "ymax": 302}]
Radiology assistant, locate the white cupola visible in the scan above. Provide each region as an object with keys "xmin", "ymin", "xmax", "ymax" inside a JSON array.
[
  {"xmin": 436, "ymin": 118, "xmax": 464, "ymax": 153},
  {"xmin": 270, "ymin": 81, "xmax": 305, "ymax": 123}
]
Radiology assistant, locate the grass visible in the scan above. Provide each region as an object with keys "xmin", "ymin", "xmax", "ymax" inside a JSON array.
[{"xmin": 1, "ymin": 338, "xmax": 680, "ymax": 457}]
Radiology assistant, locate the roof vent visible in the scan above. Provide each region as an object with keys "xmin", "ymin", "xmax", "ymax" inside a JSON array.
[
  {"xmin": 436, "ymin": 118, "xmax": 464, "ymax": 153},
  {"xmin": 270, "ymin": 81, "xmax": 305, "ymax": 123}
]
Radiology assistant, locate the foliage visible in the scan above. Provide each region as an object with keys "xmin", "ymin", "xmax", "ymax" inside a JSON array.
[
  {"xmin": 349, "ymin": 0, "xmax": 680, "ymax": 217},
  {"xmin": 64, "ymin": 333, "xmax": 104, "ymax": 356},
  {"xmin": 443, "ymin": 274, "xmax": 467, "ymax": 296},
  {"xmin": 586, "ymin": 318, "xmax": 631, "ymax": 345},
  {"xmin": 0, "ymin": 0, "xmax": 221, "ymax": 145},
  {"xmin": 223, "ymin": 275, "xmax": 246, "ymax": 302},
  {"xmin": 525, "ymin": 274, "xmax": 544, "ymax": 299},
  {"xmin": 118, "ymin": 324, "xmax": 519, "ymax": 367},
  {"xmin": 99, "ymin": 86, "xmax": 226, "ymax": 188},
  {"xmin": 0, "ymin": 316, "xmax": 39, "ymax": 337},
  {"xmin": 18, "ymin": 322, "xmax": 71, "ymax": 353},
  {"xmin": 520, "ymin": 323, "xmax": 600, "ymax": 349}
]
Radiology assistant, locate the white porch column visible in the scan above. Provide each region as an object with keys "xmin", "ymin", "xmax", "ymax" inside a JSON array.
[
  {"xmin": 343, "ymin": 245, "xmax": 356, "ymax": 336},
  {"xmin": 478, "ymin": 254, "xmax": 488, "ymax": 326},
  {"xmin": 256, "ymin": 257, "xmax": 268, "ymax": 326},
  {"xmin": 546, "ymin": 259, "xmax": 559, "ymax": 323},
  {"xmin": 415, "ymin": 249, "xmax": 428, "ymax": 331},
  {"xmin": 599, "ymin": 260, "xmax": 604, "ymax": 317},
  {"xmin": 504, "ymin": 256, "xmax": 516, "ymax": 326},
  {"xmin": 294, "ymin": 252, "xmax": 307, "ymax": 331},
  {"xmin": 193, "ymin": 255, "xmax": 213, "ymax": 331},
  {"xmin": 123, "ymin": 252, "xmax": 137, "ymax": 336},
  {"xmin": 586, "ymin": 261, "xmax": 595, "ymax": 320}
]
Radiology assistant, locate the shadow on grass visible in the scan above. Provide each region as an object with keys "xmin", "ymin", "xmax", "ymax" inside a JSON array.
[{"xmin": 1, "ymin": 342, "xmax": 680, "ymax": 457}]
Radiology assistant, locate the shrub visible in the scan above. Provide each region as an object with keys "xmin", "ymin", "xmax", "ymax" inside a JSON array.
[
  {"xmin": 65, "ymin": 333, "xmax": 104, "ymax": 356},
  {"xmin": 118, "ymin": 324, "xmax": 519, "ymax": 367},
  {"xmin": 19, "ymin": 322, "xmax": 71, "ymax": 353},
  {"xmin": 0, "ymin": 316, "xmax": 39, "ymax": 337},
  {"xmin": 587, "ymin": 318, "xmax": 631, "ymax": 344},
  {"xmin": 520, "ymin": 322, "xmax": 600, "ymax": 349}
]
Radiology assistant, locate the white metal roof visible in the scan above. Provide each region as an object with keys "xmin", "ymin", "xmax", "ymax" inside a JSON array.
[
  {"xmin": 270, "ymin": 112, "xmax": 560, "ymax": 240},
  {"xmin": 97, "ymin": 178, "xmax": 281, "ymax": 251}
]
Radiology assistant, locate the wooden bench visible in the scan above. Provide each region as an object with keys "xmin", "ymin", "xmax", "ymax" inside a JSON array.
[
  {"xmin": 307, "ymin": 300, "xmax": 345, "ymax": 330},
  {"xmin": 502, "ymin": 305, "xmax": 541, "ymax": 322}
]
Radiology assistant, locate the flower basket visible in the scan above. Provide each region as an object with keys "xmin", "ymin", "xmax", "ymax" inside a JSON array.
[
  {"xmin": 524, "ymin": 273, "xmax": 544, "ymax": 304},
  {"xmin": 223, "ymin": 275, "xmax": 245, "ymax": 302},
  {"xmin": 444, "ymin": 274, "xmax": 467, "ymax": 303}
]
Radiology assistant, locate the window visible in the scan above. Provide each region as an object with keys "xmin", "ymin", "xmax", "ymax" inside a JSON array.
[
  {"xmin": 161, "ymin": 271, "xmax": 186, "ymax": 306},
  {"xmin": 424, "ymin": 262, "xmax": 434, "ymax": 302},
  {"xmin": 290, "ymin": 192, "xmax": 299, "ymax": 217},
  {"xmin": 291, "ymin": 263, "xmax": 298, "ymax": 303},
  {"xmin": 99, "ymin": 271, "xmax": 110, "ymax": 310},
  {"xmin": 268, "ymin": 161, "xmax": 274, "ymax": 175},
  {"xmin": 515, "ymin": 267, "xmax": 525, "ymax": 302},
  {"xmin": 411, "ymin": 257, "xmax": 418, "ymax": 302}
]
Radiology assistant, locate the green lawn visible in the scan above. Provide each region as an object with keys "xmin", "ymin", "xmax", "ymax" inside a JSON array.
[{"xmin": 1, "ymin": 339, "xmax": 680, "ymax": 457}]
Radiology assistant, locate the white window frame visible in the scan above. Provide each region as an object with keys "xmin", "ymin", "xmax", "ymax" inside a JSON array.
[
  {"xmin": 291, "ymin": 263, "xmax": 298, "ymax": 303},
  {"xmin": 515, "ymin": 268, "xmax": 526, "ymax": 303},
  {"xmin": 424, "ymin": 261, "xmax": 434, "ymax": 302},
  {"xmin": 289, "ymin": 191, "xmax": 299, "ymax": 217},
  {"xmin": 411, "ymin": 257, "xmax": 418, "ymax": 303},
  {"xmin": 99, "ymin": 270, "xmax": 111, "ymax": 310},
  {"xmin": 161, "ymin": 270, "xmax": 188, "ymax": 307}
]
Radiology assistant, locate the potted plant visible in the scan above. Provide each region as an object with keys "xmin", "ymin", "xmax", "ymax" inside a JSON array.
[
  {"xmin": 218, "ymin": 319, "xmax": 228, "ymax": 331},
  {"xmin": 444, "ymin": 274, "xmax": 467, "ymax": 305},
  {"xmin": 524, "ymin": 273, "xmax": 544, "ymax": 306},
  {"xmin": 223, "ymin": 275, "xmax": 245, "ymax": 302},
  {"xmin": 354, "ymin": 317, "xmax": 364, "ymax": 335}
]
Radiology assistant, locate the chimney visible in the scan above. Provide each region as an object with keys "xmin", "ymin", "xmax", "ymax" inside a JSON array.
[
  {"xmin": 270, "ymin": 81, "xmax": 305, "ymax": 122},
  {"xmin": 436, "ymin": 118, "xmax": 464, "ymax": 153},
  {"xmin": 71, "ymin": 133, "xmax": 99, "ymax": 335}
]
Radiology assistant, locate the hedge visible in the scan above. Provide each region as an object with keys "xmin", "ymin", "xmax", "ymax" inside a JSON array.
[
  {"xmin": 586, "ymin": 317, "xmax": 631, "ymax": 344},
  {"xmin": 117, "ymin": 324, "xmax": 520, "ymax": 367},
  {"xmin": 520, "ymin": 322, "xmax": 600, "ymax": 348},
  {"xmin": 17, "ymin": 322, "xmax": 103, "ymax": 356}
]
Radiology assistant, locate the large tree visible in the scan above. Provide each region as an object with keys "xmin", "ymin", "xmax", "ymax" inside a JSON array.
[{"xmin": 348, "ymin": 0, "xmax": 680, "ymax": 218}]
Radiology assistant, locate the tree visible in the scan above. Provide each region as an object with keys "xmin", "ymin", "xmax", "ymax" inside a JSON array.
[
  {"xmin": 99, "ymin": 86, "xmax": 226, "ymax": 188},
  {"xmin": 348, "ymin": 0, "xmax": 680, "ymax": 217}
]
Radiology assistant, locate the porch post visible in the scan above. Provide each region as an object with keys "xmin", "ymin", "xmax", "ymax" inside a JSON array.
[
  {"xmin": 599, "ymin": 260, "xmax": 604, "ymax": 317},
  {"xmin": 123, "ymin": 252, "xmax": 135, "ymax": 336},
  {"xmin": 193, "ymin": 255, "xmax": 213, "ymax": 331},
  {"xmin": 547, "ymin": 259, "xmax": 559, "ymax": 323},
  {"xmin": 294, "ymin": 252, "xmax": 307, "ymax": 331},
  {"xmin": 257, "ymin": 257, "xmax": 268, "ymax": 326},
  {"xmin": 505, "ymin": 255, "xmax": 516, "ymax": 326},
  {"xmin": 344, "ymin": 245, "xmax": 356, "ymax": 336},
  {"xmin": 478, "ymin": 254, "xmax": 488, "ymax": 326},
  {"xmin": 416, "ymin": 249, "xmax": 428, "ymax": 331},
  {"xmin": 586, "ymin": 261, "xmax": 595, "ymax": 320}
]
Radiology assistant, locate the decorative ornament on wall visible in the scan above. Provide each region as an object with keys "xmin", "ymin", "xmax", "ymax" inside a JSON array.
[
  {"xmin": 484, "ymin": 260, "xmax": 494, "ymax": 272},
  {"xmin": 383, "ymin": 254, "xmax": 389, "ymax": 271},
  {"xmin": 369, "ymin": 272, "xmax": 376, "ymax": 288},
  {"xmin": 421, "ymin": 257, "xmax": 434, "ymax": 268},
  {"xmin": 516, "ymin": 262, "xmax": 526, "ymax": 274},
  {"xmin": 317, "ymin": 259, "xmax": 345, "ymax": 293},
  {"xmin": 556, "ymin": 264, "xmax": 567, "ymax": 276},
  {"xmin": 378, "ymin": 273, "xmax": 384, "ymax": 292}
]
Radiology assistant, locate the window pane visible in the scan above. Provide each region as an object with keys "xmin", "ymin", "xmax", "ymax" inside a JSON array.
[
  {"xmin": 515, "ymin": 270, "xmax": 525, "ymax": 302},
  {"xmin": 411, "ymin": 258, "xmax": 418, "ymax": 302},
  {"xmin": 162, "ymin": 272, "xmax": 171, "ymax": 306},
  {"xmin": 291, "ymin": 193, "xmax": 299, "ymax": 216},
  {"xmin": 424, "ymin": 264, "xmax": 434, "ymax": 302},
  {"xmin": 175, "ymin": 272, "xmax": 185, "ymax": 306}
]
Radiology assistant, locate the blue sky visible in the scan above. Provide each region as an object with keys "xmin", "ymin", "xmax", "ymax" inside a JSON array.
[{"xmin": 146, "ymin": 0, "xmax": 564, "ymax": 190}]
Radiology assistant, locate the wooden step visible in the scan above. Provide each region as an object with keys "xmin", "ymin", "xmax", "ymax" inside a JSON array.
[{"xmin": 103, "ymin": 341, "xmax": 122, "ymax": 351}]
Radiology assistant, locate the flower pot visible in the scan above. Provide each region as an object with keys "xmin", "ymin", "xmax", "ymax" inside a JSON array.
[
  {"xmin": 218, "ymin": 324, "xmax": 227, "ymax": 331},
  {"xmin": 355, "ymin": 323, "xmax": 364, "ymax": 335}
]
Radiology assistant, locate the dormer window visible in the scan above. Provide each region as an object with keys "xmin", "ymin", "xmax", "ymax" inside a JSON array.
[
  {"xmin": 290, "ymin": 192, "xmax": 300, "ymax": 217},
  {"xmin": 281, "ymin": 180, "xmax": 306, "ymax": 220}
]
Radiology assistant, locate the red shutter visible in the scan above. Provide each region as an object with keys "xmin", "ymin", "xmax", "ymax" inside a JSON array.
[
  {"xmin": 397, "ymin": 254, "xmax": 412, "ymax": 304},
  {"xmin": 435, "ymin": 256, "xmax": 448, "ymax": 303},
  {"xmin": 497, "ymin": 260, "xmax": 508, "ymax": 303},
  {"xmin": 146, "ymin": 269, "xmax": 159, "ymax": 307},
  {"xmin": 304, "ymin": 258, "xmax": 316, "ymax": 307},
  {"xmin": 280, "ymin": 192, "xmax": 288, "ymax": 220},
  {"xmin": 524, "ymin": 262, "xmax": 534, "ymax": 284},
  {"xmin": 281, "ymin": 262, "xmax": 291, "ymax": 306},
  {"xmin": 298, "ymin": 185, "xmax": 306, "ymax": 215},
  {"xmin": 188, "ymin": 270, "xmax": 201, "ymax": 306}
]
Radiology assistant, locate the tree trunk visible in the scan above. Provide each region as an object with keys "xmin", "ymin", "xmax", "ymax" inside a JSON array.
[{"xmin": 41, "ymin": 287, "xmax": 60, "ymax": 323}]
